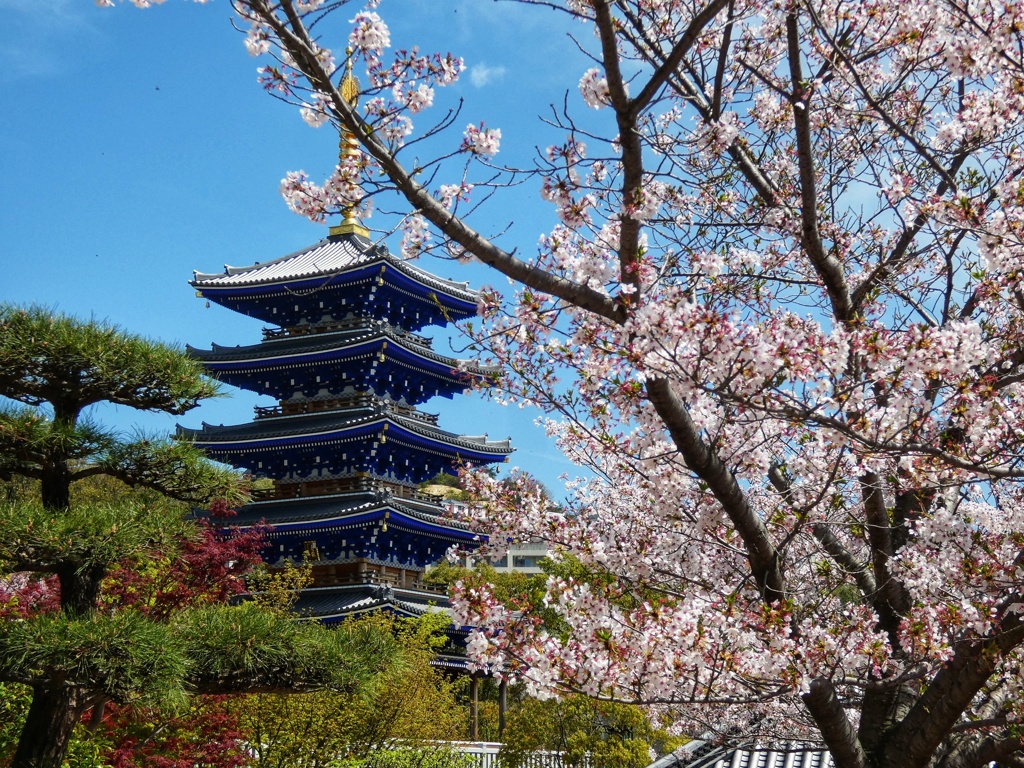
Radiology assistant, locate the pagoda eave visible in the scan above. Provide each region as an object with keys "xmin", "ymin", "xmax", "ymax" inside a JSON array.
[
  {"xmin": 180, "ymin": 412, "xmax": 513, "ymax": 460},
  {"xmin": 191, "ymin": 236, "xmax": 479, "ymax": 330},
  {"xmin": 188, "ymin": 336, "xmax": 489, "ymax": 403},
  {"xmin": 293, "ymin": 584, "xmax": 450, "ymax": 624},
  {"xmin": 188, "ymin": 333, "xmax": 492, "ymax": 378},
  {"xmin": 231, "ymin": 501, "xmax": 476, "ymax": 543}
]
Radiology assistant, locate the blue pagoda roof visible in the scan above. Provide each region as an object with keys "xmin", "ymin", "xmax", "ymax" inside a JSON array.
[
  {"xmin": 187, "ymin": 318, "xmax": 496, "ymax": 404},
  {"xmin": 191, "ymin": 233, "xmax": 479, "ymax": 331},
  {"xmin": 179, "ymin": 400, "xmax": 512, "ymax": 484},
  {"xmin": 230, "ymin": 488, "xmax": 476, "ymax": 540},
  {"xmin": 241, "ymin": 493, "xmax": 477, "ymax": 573},
  {"xmin": 292, "ymin": 582, "xmax": 451, "ymax": 622}
]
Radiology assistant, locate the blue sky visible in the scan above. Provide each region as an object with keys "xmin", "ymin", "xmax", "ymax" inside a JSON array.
[{"xmin": 0, "ymin": 0, "xmax": 595, "ymax": 497}]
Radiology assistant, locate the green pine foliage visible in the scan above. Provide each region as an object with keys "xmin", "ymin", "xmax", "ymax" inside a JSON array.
[
  {"xmin": 0, "ymin": 498, "xmax": 194, "ymax": 578},
  {"xmin": 0, "ymin": 609, "xmax": 190, "ymax": 709},
  {"xmin": 0, "ymin": 304, "xmax": 218, "ymax": 417},
  {"xmin": 181, "ymin": 603, "xmax": 402, "ymax": 696}
]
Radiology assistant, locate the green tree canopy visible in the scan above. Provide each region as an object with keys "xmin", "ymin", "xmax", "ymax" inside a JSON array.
[{"xmin": 0, "ymin": 305, "xmax": 217, "ymax": 418}]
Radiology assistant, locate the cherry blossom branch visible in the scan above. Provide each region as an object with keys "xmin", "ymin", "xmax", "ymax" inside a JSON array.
[
  {"xmin": 237, "ymin": 1, "xmax": 626, "ymax": 322},
  {"xmin": 860, "ymin": 471, "xmax": 909, "ymax": 642},
  {"xmin": 803, "ymin": 0, "xmax": 962, "ymax": 191},
  {"xmin": 786, "ymin": 11, "xmax": 854, "ymax": 324},
  {"xmin": 710, "ymin": 0, "xmax": 736, "ymax": 121},
  {"xmin": 768, "ymin": 464, "xmax": 878, "ymax": 600},
  {"xmin": 591, "ymin": 0, "xmax": 643, "ymax": 299},
  {"xmin": 618, "ymin": 12, "xmax": 787, "ymax": 210},
  {"xmin": 646, "ymin": 377, "xmax": 786, "ymax": 602},
  {"xmin": 754, "ymin": 402, "xmax": 1024, "ymax": 479},
  {"xmin": 625, "ymin": 0, "xmax": 731, "ymax": 120},
  {"xmin": 885, "ymin": 617, "xmax": 1024, "ymax": 768},
  {"xmin": 801, "ymin": 678, "xmax": 867, "ymax": 768},
  {"xmin": 850, "ymin": 151, "xmax": 970, "ymax": 312}
]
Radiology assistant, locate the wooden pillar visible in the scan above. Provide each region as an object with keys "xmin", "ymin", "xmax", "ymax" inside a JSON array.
[
  {"xmin": 498, "ymin": 678, "xmax": 508, "ymax": 739},
  {"xmin": 469, "ymin": 674, "xmax": 480, "ymax": 740}
]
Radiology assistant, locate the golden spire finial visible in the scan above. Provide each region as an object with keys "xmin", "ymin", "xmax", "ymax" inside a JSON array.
[
  {"xmin": 340, "ymin": 46, "xmax": 360, "ymax": 106},
  {"xmin": 331, "ymin": 47, "xmax": 370, "ymax": 239}
]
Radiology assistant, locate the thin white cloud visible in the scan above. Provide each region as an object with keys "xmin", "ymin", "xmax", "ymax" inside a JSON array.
[
  {"xmin": 0, "ymin": 0, "xmax": 97, "ymax": 80},
  {"xmin": 469, "ymin": 62, "xmax": 507, "ymax": 88}
]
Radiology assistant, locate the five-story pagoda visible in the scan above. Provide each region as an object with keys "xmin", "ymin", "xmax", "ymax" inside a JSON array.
[
  {"xmin": 181, "ymin": 60, "xmax": 511, "ymax": 625},
  {"xmin": 183, "ymin": 227, "xmax": 512, "ymax": 623}
]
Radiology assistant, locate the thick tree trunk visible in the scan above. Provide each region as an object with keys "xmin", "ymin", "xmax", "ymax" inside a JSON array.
[
  {"xmin": 56, "ymin": 563, "xmax": 106, "ymax": 615},
  {"xmin": 39, "ymin": 461, "xmax": 71, "ymax": 512},
  {"xmin": 10, "ymin": 685, "xmax": 85, "ymax": 768}
]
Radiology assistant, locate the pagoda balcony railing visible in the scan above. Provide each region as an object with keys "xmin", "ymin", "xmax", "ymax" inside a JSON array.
[
  {"xmin": 254, "ymin": 392, "xmax": 440, "ymax": 425},
  {"xmin": 261, "ymin": 317, "xmax": 433, "ymax": 349},
  {"xmin": 251, "ymin": 475, "xmax": 446, "ymax": 504},
  {"xmin": 273, "ymin": 740, "xmax": 586, "ymax": 766}
]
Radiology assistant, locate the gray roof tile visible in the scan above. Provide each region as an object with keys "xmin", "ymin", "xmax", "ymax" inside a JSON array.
[
  {"xmin": 651, "ymin": 742, "xmax": 832, "ymax": 768},
  {"xmin": 191, "ymin": 235, "xmax": 477, "ymax": 303}
]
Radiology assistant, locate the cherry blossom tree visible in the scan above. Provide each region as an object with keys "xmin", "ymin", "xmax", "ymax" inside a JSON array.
[{"xmin": 107, "ymin": 1, "xmax": 1024, "ymax": 766}]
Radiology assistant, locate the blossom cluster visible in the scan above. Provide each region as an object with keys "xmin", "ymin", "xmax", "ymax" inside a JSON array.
[{"xmin": 462, "ymin": 123, "xmax": 502, "ymax": 157}]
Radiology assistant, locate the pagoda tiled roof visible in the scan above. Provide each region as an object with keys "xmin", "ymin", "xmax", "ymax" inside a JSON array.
[
  {"xmin": 293, "ymin": 582, "xmax": 450, "ymax": 622},
  {"xmin": 186, "ymin": 318, "xmax": 498, "ymax": 378},
  {"xmin": 229, "ymin": 489, "xmax": 475, "ymax": 539},
  {"xmin": 179, "ymin": 400, "xmax": 513, "ymax": 456},
  {"xmin": 191, "ymin": 232, "xmax": 478, "ymax": 304}
]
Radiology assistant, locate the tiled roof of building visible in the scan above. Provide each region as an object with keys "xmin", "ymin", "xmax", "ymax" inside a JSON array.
[
  {"xmin": 187, "ymin": 319, "xmax": 497, "ymax": 376},
  {"xmin": 650, "ymin": 741, "xmax": 833, "ymax": 768},
  {"xmin": 293, "ymin": 582, "xmax": 449, "ymax": 621},
  {"xmin": 180, "ymin": 402, "xmax": 513, "ymax": 454},
  {"xmin": 191, "ymin": 233, "xmax": 477, "ymax": 303},
  {"xmin": 229, "ymin": 492, "xmax": 475, "ymax": 539}
]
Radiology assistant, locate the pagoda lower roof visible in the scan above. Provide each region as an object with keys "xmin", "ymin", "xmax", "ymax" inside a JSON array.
[
  {"xmin": 227, "ymin": 489, "xmax": 476, "ymax": 543},
  {"xmin": 178, "ymin": 400, "xmax": 512, "ymax": 482},
  {"xmin": 187, "ymin": 319, "xmax": 495, "ymax": 403},
  {"xmin": 292, "ymin": 585, "xmax": 476, "ymax": 660},
  {"xmin": 191, "ymin": 233, "xmax": 478, "ymax": 329},
  {"xmin": 181, "ymin": 403, "xmax": 510, "ymax": 457},
  {"xmin": 293, "ymin": 582, "xmax": 451, "ymax": 623},
  {"xmin": 285, "ymin": 584, "xmax": 472, "ymax": 667}
]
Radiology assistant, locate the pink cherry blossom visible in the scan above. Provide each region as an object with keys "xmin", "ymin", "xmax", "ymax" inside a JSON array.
[
  {"xmin": 349, "ymin": 11, "xmax": 390, "ymax": 57},
  {"xmin": 579, "ymin": 68, "xmax": 611, "ymax": 108},
  {"xmin": 462, "ymin": 123, "xmax": 502, "ymax": 157}
]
